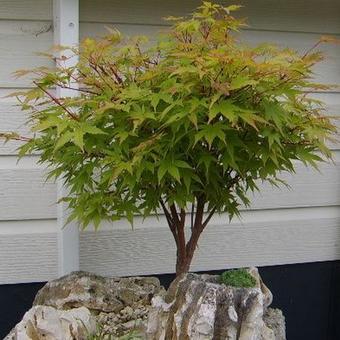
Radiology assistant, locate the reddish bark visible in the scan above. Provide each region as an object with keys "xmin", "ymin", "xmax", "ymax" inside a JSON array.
[{"xmin": 161, "ymin": 196, "xmax": 214, "ymax": 277}]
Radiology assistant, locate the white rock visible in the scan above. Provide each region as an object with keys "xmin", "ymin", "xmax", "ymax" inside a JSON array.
[
  {"xmin": 5, "ymin": 305, "xmax": 96, "ymax": 340},
  {"xmin": 146, "ymin": 270, "xmax": 285, "ymax": 340}
]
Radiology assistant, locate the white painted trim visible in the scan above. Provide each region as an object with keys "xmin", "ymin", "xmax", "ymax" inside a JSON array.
[{"xmin": 53, "ymin": 0, "xmax": 79, "ymax": 276}]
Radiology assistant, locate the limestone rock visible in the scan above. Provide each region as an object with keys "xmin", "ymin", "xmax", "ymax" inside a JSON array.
[
  {"xmin": 96, "ymin": 304, "xmax": 149, "ymax": 337},
  {"xmin": 32, "ymin": 271, "xmax": 163, "ymax": 338},
  {"xmin": 7, "ymin": 269, "xmax": 285, "ymax": 340},
  {"xmin": 5, "ymin": 305, "xmax": 95, "ymax": 340},
  {"xmin": 264, "ymin": 308, "xmax": 286, "ymax": 340},
  {"xmin": 146, "ymin": 269, "xmax": 285, "ymax": 340},
  {"xmin": 34, "ymin": 271, "xmax": 164, "ymax": 313}
]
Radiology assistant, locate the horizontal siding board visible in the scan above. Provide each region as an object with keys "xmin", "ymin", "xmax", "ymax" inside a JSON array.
[
  {"xmin": 0, "ymin": 168, "xmax": 57, "ymax": 220},
  {"xmin": 2, "ymin": 0, "xmax": 339, "ymax": 34},
  {"xmin": 79, "ymin": 0, "xmax": 340, "ymax": 34},
  {"xmin": 0, "ymin": 218, "xmax": 58, "ymax": 234},
  {"xmin": 0, "ymin": 100, "xmax": 31, "ymax": 155},
  {"xmin": 0, "ymin": 230, "xmax": 58, "ymax": 284},
  {"xmin": 0, "ymin": 155, "xmax": 43, "ymax": 170},
  {"xmin": 0, "ymin": 0, "xmax": 52, "ymax": 20},
  {"xmin": 80, "ymin": 22, "xmax": 165, "ymax": 40},
  {"xmin": 0, "ymin": 20, "xmax": 53, "ymax": 87},
  {"xmin": 250, "ymin": 157, "xmax": 340, "ymax": 209},
  {"xmin": 80, "ymin": 208, "xmax": 340, "ymax": 276}
]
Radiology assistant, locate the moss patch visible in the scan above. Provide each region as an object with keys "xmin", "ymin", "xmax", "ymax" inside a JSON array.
[{"xmin": 219, "ymin": 269, "xmax": 256, "ymax": 288}]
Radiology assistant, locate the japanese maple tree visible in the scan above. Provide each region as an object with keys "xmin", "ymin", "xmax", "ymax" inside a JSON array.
[{"xmin": 2, "ymin": 2, "xmax": 337, "ymax": 275}]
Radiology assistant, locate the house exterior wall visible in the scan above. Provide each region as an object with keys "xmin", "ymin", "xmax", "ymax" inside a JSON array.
[
  {"xmin": 0, "ymin": 0, "xmax": 59, "ymax": 284},
  {"xmin": 0, "ymin": 0, "xmax": 339, "ymax": 283}
]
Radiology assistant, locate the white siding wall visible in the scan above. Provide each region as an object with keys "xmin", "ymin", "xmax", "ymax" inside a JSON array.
[
  {"xmin": 0, "ymin": 0, "xmax": 58, "ymax": 284},
  {"xmin": 0, "ymin": 0, "xmax": 339, "ymax": 283},
  {"xmin": 78, "ymin": 0, "xmax": 340, "ymax": 276}
]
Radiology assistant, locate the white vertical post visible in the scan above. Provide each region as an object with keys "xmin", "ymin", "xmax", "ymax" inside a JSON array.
[{"xmin": 53, "ymin": 0, "xmax": 80, "ymax": 276}]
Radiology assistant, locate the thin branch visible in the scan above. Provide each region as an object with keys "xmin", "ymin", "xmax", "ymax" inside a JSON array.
[
  {"xmin": 160, "ymin": 199, "xmax": 178, "ymax": 246},
  {"xmin": 202, "ymin": 207, "xmax": 216, "ymax": 228},
  {"xmin": 178, "ymin": 208, "xmax": 187, "ymax": 258},
  {"xmin": 169, "ymin": 204, "xmax": 181, "ymax": 226},
  {"xmin": 33, "ymin": 81, "xmax": 79, "ymax": 121},
  {"xmin": 57, "ymin": 84, "xmax": 98, "ymax": 95},
  {"xmin": 159, "ymin": 199, "xmax": 174, "ymax": 226},
  {"xmin": 193, "ymin": 195, "xmax": 205, "ymax": 230},
  {"xmin": 0, "ymin": 133, "xmax": 31, "ymax": 142},
  {"xmin": 213, "ymin": 66, "xmax": 225, "ymax": 82},
  {"xmin": 227, "ymin": 174, "xmax": 241, "ymax": 190},
  {"xmin": 180, "ymin": 208, "xmax": 186, "ymax": 226},
  {"xmin": 302, "ymin": 40, "xmax": 322, "ymax": 59},
  {"xmin": 185, "ymin": 196, "xmax": 205, "ymax": 262},
  {"xmin": 108, "ymin": 65, "xmax": 123, "ymax": 84},
  {"xmin": 191, "ymin": 199, "xmax": 195, "ymax": 231},
  {"xmin": 88, "ymin": 61, "xmax": 115, "ymax": 89}
]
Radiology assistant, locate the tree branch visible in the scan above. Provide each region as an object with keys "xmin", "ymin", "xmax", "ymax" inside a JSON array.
[
  {"xmin": 0, "ymin": 133, "xmax": 31, "ymax": 142},
  {"xmin": 170, "ymin": 204, "xmax": 187, "ymax": 264},
  {"xmin": 191, "ymin": 199, "xmax": 195, "ymax": 231},
  {"xmin": 193, "ymin": 195, "xmax": 205, "ymax": 230},
  {"xmin": 159, "ymin": 199, "xmax": 173, "ymax": 226},
  {"xmin": 202, "ymin": 206, "xmax": 216, "ymax": 228},
  {"xmin": 33, "ymin": 81, "xmax": 79, "ymax": 121},
  {"xmin": 160, "ymin": 199, "xmax": 178, "ymax": 246},
  {"xmin": 178, "ymin": 208, "xmax": 187, "ymax": 258},
  {"xmin": 185, "ymin": 196, "xmax": 205, "ymax": 261},
  {"xmin": 57, "ymin": 84, "xmax": 98, "ymax": 95},
  {"xmin": 169, "ymin": 204, "xmax": 181, "ymax": 226}
]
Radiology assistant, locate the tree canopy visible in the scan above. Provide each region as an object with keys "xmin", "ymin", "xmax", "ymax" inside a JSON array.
[{"xmin": 2, "ymin": 2, "xmax": 337, "ymax": 273}]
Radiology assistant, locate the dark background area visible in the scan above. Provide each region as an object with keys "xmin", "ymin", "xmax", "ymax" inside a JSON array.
[{"xmin": 1, "ymin": 261, "xmax": 340, "ymax": 339}]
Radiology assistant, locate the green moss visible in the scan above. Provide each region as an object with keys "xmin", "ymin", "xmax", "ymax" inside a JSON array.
[{"xmin": 219, "ymin": 269, "xmax": 257, "ymax": 288}]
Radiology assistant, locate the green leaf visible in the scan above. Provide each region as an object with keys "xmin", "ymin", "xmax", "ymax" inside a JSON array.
[
  {"xmin": 157, "ymin": 162, "xmax": 168, "ymax": 183},
  {"xmin": 74, "ymin": 129, "xmax": 84, "ymax": 150},
  {"xmin": 209, "ymin": 101, "xmax": 238, "ymax": 123},
  {"xmin": 54, "ymin": 131, "xmax": 73, "ymax": 151},
  {"xmin": 198, "ymin": 153, "xmax": 215, "ymax": 173},
  {"xmin": 230, "ymin": 75, "xmax": 257, "ymax": 90},
  {"xmin": 182, "ymin": 171, "xmax": 192, "ymax": 192},
  {"xmin": 174, "ymin": 160, "xmax": 191, "ymax": 169},
  {"xmin": 31, "ymin": 117, "xmax": 60, "ymax": 132},
  {"xmin": 168, "ymin": 165, "xmax": 181, "ymax": 182},
  {"xmin": 224, "ymin": 4, "xmax": 243, "ymax": 14},
  {"xmin": 263, "ymin": 101, "xmax": 286, "ymax": 131},
  {"xmin": 195, "ymin": 124, "xmax": 226, "ymax": 148},
  {"xmin": 17, "ymin": 142, "xmax": 33, "ymax": 159},
  {"xmin": 82, "ymin": 124, "xmax": 106, "ymax": 135},
  {"xmin": 239, "ymin": 112, "xmax": 268, "ymax": 130}
]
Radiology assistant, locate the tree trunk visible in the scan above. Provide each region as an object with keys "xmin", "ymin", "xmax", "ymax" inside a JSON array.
[
  {"xmin": 160, "ymin": 198, "xmax": 211, "ymax": 277},
  {"xmin": 175, "ymin": 255, "xmax": 191, "ymax": 277}
]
